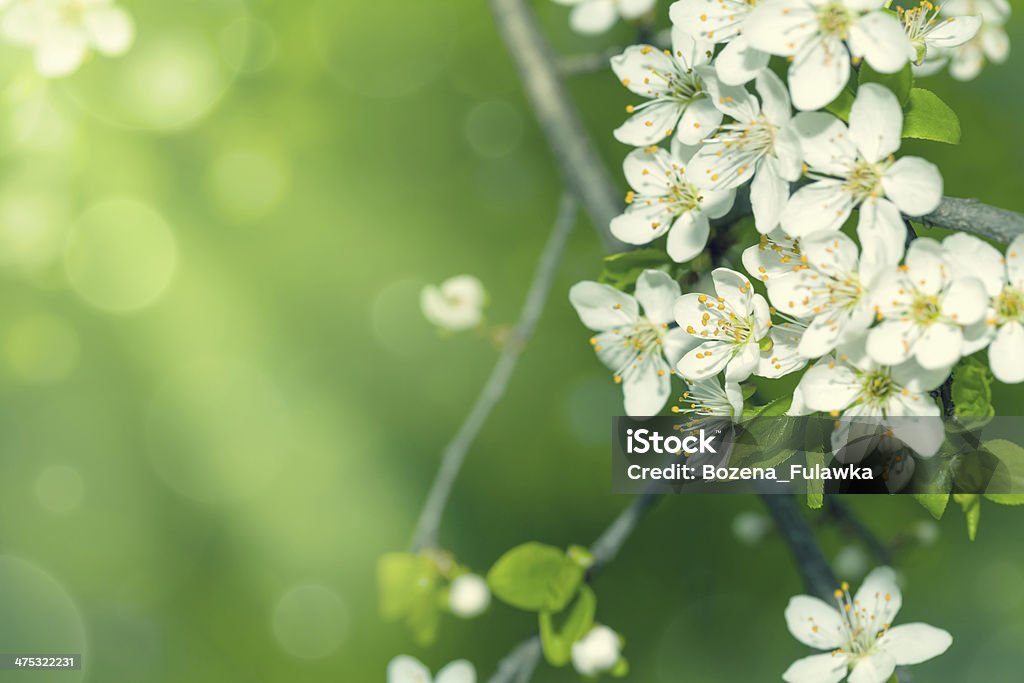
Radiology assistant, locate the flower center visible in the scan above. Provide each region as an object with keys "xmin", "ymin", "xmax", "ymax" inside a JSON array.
[
  {"xmin": 899, "ymin": 1, "xmax": 946, "ymax": 64},
  {"xmin": 674, "ymin": 379, "xmax": 736, "ymax": 417},
  {"xmin": 909, "ymin": 292, "xmax": 942, "ymax": 325},
  {"xmin": 831, "ymin": 583, "xmax": 892, "ymax": 660},
  {"xmin": 995, "ymin": 287, "xmax": 1024, "ymax": 322},
  {"xmin": 601, "ymin": 317, "xmax": 669, "ymax": 384},
  {"xmin": 818, "ymin": 3, "xmax": 853, "ymax": 39},
  {"xmin": 688, "ymin": 294, "xmax": 756, "ymax": 347},
  {"xmin": 860, "ymin": 369, "xmax": 895, "ymax": 408},
  {"xmin": 843, "ymin": 160, "xmax": 886, "ymax": 200}
]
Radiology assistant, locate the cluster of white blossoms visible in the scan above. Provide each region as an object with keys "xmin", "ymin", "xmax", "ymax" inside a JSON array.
[
  {"xmin": 569, "ymin": 0, "xmax": 1018, "ymax": 450},
  {"xmin": 783, "ymin": 567, "xmax": 952, "ymax": 683},
  {"xmin": 910, "ymin": 0, "xmax": 1012, "ymax": 80},
  {"xmin": 0, "ymin": 0, "xmax": 134, "ymax": 77}
]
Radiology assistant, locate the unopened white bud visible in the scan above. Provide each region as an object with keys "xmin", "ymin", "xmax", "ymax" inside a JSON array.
[
  {"xmin": 914, "ymin": 519, "xmax": 940, "ymax": 546},
  {"xmin": 448, "ymin": 574, "xmax": 490, "ymax": 619},
  {"xmin": 732, "ymin": 511, "xmax": 771, "ymax": 545},
  {"xmin": 571, "ymin": 625, "xmax": 621, "ymax": 676}
]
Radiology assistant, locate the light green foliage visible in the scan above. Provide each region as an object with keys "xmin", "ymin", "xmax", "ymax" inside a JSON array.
[
  {"xmin": 953, "ymin": 493, "xmax": 982, "ymax": 541},
  {"xmin": 913, "ymin": 493, "xmax": 951, "ymax": 519},
  {"xmin": 982, "ymin": 439, "xmax": 1024, "ymax": 505},
  {"xmin": 806, "ymin": 452, "xmax": 825, "ymax": 509},
  {"xmin": 598, "ymin": 248, "xmax": 689, "ymax": 291},
  {"xmin": 539, "ymin": 585, "xmax": 597, "ymax": 666},
  {"xmin": 902, "ymin": 89, "xmax": 961, "ymax": 144},
  {"xmin": 377, "ymin": 552, "xmax": 442, "ymax": 645},
  {"xmin": 953, "ymin": 356, "xmax": 995, "ymax": 423},
  {"xmin": 860, "ymin": 62, "xmax": 914, "ymax": 106},
  {"xmin": 487, "ymin": 542, "xmax": 585, "ymax": 612}
]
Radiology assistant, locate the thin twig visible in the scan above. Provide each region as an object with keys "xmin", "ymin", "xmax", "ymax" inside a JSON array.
[
  {"xmin": 410, "ymin": 194, "xmax": 579, "ymax": 551},
  {"xmin": 488, "ymin": 0, "xmax": 625, "ymax": 251},
  {"xmin": 758, "ymin": 493, "xmax": 838, "ymax": 601},
  {"xmin": 825, "ymin": 497, "xmax": 894, "ymax": 566},
  {"xmin": 920, "ymin": 197, "xmax": 1024, "ymax": 244},
  {"xmin": 488, "ymin": 486, "xmax": 662, "ymax": 683}
]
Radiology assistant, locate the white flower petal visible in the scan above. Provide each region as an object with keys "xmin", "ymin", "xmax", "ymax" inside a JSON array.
[
  {"xmin": 670, "ymin": 0, "xmax": 747, "ymax": 44},
  {"xmin": 712, "ymin": 267, "xmax": 755, "ymax": 311},
  {"xmin": 757, "ymin": 68, "xmax": 792, "ymax": 125},
  {"xmin": 798, "ymin": 361, "xmax": 862, "ymax": 412},
  {"xmin": 878, "ymin": 623, "xmax": 953, "ymax": 666},
  {"xmin": 914, "ymin": 323, "xmax": 963, "ymax": 370},
  {"xmin": 856, "ymin": 197, "xmax": 906, "ymax": 282},
  {"xmin": 614, "ymin": 101, "xmax": 681, "ymax": 146},
  {"xmin": 982, "ymin": 25, "xmax": 1010, "ymax": 63},
  {"xmin": 726, "ymin": 341, "xmax": 760, "ymax": 381},
  {"xmin": 714, "ymin": 36, "xmax": 770, "ymax": 85},
  {"xmin": 676, "ymin": 96, "xmax": 724, "ymax": 145},
  {"xmin": 867, "ymin": 320, "xmax": 918, "ymax": 366},
  {"xmin": 388, "ymin": 655, "xmax": 432, "ymax": 683},
  {"xmin": 622, "ymin": 355, "xmax": 672, "ymax": 416},
  {"xmin": 926, "ymin": 16, "xmax": 981, "ymax": 50},
  {"xmin": 788, "ymin": 36, "xmax": 852, "ymax": 111},
  {"xmin": 782, "ymin": 653, "xmax": 849, "ymax": 683},
  {"xmin": 792, "ymin": 112, "xmax": 858, "ymax": 176},
  {"xmin": 35, "ymin": 26, "xmax": 89, "ymax": 77},
  {"xmin": 623, "ymin": 146, "xmax": 673, "ymax": 194},
  {"xmin": 853, "ymin": 566, "xmax": 902, "ymax": 626},
  {"xmin": 84, "ymin": 5, "xmax": 134, "ymax": 56},
  {"xmin": 848, "ymin": 11, "xmax": 911, "ymax": 73},
  {"xmin": 677, "ymin": 340, "xmax": 733, "ymax": 380},
  {"xmin": 570, "ymin": 0, "xmax": 618, "ymax": 34},
  {"xmin": 612, "ymin": 44, "xmax": 675, "ymax": 97},
  {"xmin": 882, "ymin": 156, "xmax": 943, "ymax": 216},
  {"xmin": 618, "ymin": 0, "xmax": 657, "ymax": 19},
  {"xmin": 781, "ymin": 181, "xmax": 855, "ymax": 236},
  {"xmin": 943, "ymin": 233, "xmax": 1005, "ymax": 296},
  {"xmin": 744, "ymin": 1, "xmax": 819, "ymax": 56},
  {"xmin": 784, "ymin": 595, "xmax": 847, "ymax": 649},
  {"xmin": 750, "ymin": 160, "xmax": 788, "ymax": 234},
  {"xmin": 849, "ymin": 83, "xmax": 903, "ymax": 163},
  {"xmin": 611, "ymin": 204, "xmax": 673, "ymax": 245},
  {"xmin": 905, "ymin": 237, "xmax": 949, "ymax": 295},
  {"xmin": 436, "ymin": 660, "xmax": 476, "ymax": 683},
  {"xmin": 667, "ymin": 211, "xmax": 711, "ymax": 263},
  {"xmin": 848, "ymin": 650, "xmax": 896, "ymax": 683},
  {"xmin": 634, "ymin": 269, "xmax": 682, "ymax": 324},
  {"xmin": 664, "ymin": 326, "xmax": 702, "ymax": 366},
  {"xmin": 1005, "ymin": 234, "xmax": 1024, "ymax": 289},
  {"xmin": 570, "ymin": 282, "xmax": 639, "ymax": 331},
  {"xmin": 941, "ymin": 277, "xmax": 988, "ymax": 326},
  {"xmin": 989, "ymin": 321, "xmax": 1024, "ymax": 383}
]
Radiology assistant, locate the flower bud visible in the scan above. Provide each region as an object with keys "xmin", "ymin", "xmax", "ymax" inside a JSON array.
[
  {"xmin": 571, "ymin": 625, "xmax": 621, "ymax": 676},
  {"xmin": 448, "ymin": 574, "xmax": 490, "ymax": 619}
]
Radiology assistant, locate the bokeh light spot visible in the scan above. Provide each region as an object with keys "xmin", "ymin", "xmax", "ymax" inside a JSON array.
[
  {"xmin": 206, "ymin": 147, "xmax": 291, "ymax": 221},
  {"xmin": 145, "ymin": 359, "xmax": 291, "ymax": 504},
  {"xmin": 0, "ymin": 556, "xmax": 86, "ymax": 682},
  {"xmin": 271, "ymin": 583, "xmax": 350, "ymax": 659},
  {"xmin": 221, "ymin": 17, "xmax": 277, "ymax": 74},
  {"xmin": 5, "ymin": 314, "xmax": 80, "ymax": 383},
  {"xmin": 464, "ymin": 100, "xmax": 525, "ymax": 158},
  {"xmin": 0, "ymin": 182, "xmax": 71, "ymax": 274},
  {"xmin": 34, "ymin": 465, "xmax": 86, "ymax": 514},
  {"xmin": 63, "ymin": 198, "xmax": 178, "ymax": 313}
]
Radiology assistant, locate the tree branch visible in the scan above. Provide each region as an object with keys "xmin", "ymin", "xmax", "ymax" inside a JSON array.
[
  {"xmin": 920, "ymin": 197, "xmax": 1024, "ymax": 244},
  {"xmin": 488, "ymin": 0, "xmax": 625, "ymax": 251},
  {"xmin": 487, "ymin": 486, "xmax": 662, "ymax": 683},
  {"xmin": 410, "ymin": 194, "xmax": 579, "ymax": 551},
  {"xmin": 759, "ymin": 493, "xmax": 838, "ymax": 602},
  {"xmin": 825, "ymin": 497, "xmax": 894, "ymax": 566}
]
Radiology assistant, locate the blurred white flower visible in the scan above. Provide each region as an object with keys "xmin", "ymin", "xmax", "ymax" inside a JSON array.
[
  {"xmin": 388, "ymin": 656, "xmax": 475, "ymax": 683},
  {"xmin": 611, "ymin": 141, "xmax": 735, "ymax": 263},
  {"xmin": 571, "ymin": 624, "xmax": 622, "ymax": 676},
  {"xmin": 783, "ymin": 567, "xmax": 952, "ymax": 683},
  {"xmin": 923, "ymin": 0, "xmax": 1012, "ymax": 80},
  {"xmin": 553, "ymin": 0, "xmax": 655, "ymax": 35},
  {"xmin": 670, "ymin": 0, "xmax": 769, "ymax": 85},
  {"xmin": 448, "ymin": 574, "xmax": 490, "ymax": 619},
  {"xmin": 570, "ymin": 270, "xmax": 696, "ymax": 417},
  {"xmin": 833, "ymin": 545, "xmax": 869, "ymax": 580},
  {"xmin": 0, "ymin": 0, "xmax": 135, "ymax": 77},
  {"xmin": 421, "ymin": 275, "xmax": 487, "ymax": 332},
  {"xmin": 913, "ymin": 519, "xmax": 940, "ymax": 545},
  {"xmin": 731, "ymin": 510, "xmax": 771, "ymax": 545}
]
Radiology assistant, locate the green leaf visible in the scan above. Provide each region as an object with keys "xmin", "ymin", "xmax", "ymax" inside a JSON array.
[
  {"xmin": 953, "ymin": 493, "xmax": 981, "ymax": 541},
  {"xmin": 377, "ymin": 552, "xmax": 442, "ymax": 645},
  {"xmin": 952, "ymin": 356, "xmax": 995, "ymax": 424},
  {"xmin": 859, "ymin": 62, "xmax": 913, "ymax": 106},
  {"xmin": 913, "ymin": 493, "xmax": 950, "ymax": 519},
  {"xmin": 982, "ymin": 439, "xmax": 1024, "ymax": 504},
  {"xmin": 538, "ymin": 585, "xmax": 597, "ymax": 667},
  {"xmin": 598, "ymin": 248, "xmax": 687, "ymax": 291},
  {"xmin": 806, "ymin": 451, "xmax": 825, "ymax": 509},
  {"xmin": 487, "ymin": 542, "xmax": 585, "ymax": 612},
  {"xmin": 742, "ymin": 396, "xmax": 792, "ymax": 418},
  {"xmin": 902, "ymin": 88, "xmax": 961, "ymax": 144},
  {"xmin": 825, "ymin": 88, "xmax": 855, "ymax": 122}
]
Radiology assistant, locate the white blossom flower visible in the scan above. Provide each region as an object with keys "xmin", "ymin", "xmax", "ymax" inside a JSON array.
[
  {"xmin": 743, "ymin": 229, "xmax": 804, "ymax": 296},
  {"xmin": 570, "ymin": 270, "xmax": 697, "ymax": 416},
  {"xmin": 669, "ymin": 0, "xmax": 770, "ymax": 85},
  {"xmin": 762, "ymin": 232, "xmax": 880, "ymax": 359},
  {"xmin": 612, "ymin": 141, "xmax": 736, "ymax": 262},
  {"xmin": 0, "ymin": 0, "xmax": 134, "ymax": 77},
  {"xmin": 611, "ymin": 27, "xmax": 722, "ymax": 147},
  {"xmin": 930, "ymin": 0, "xmax": 1011, "ymax": 80},
  {"xmin": 421, "ymin": 275, "xmax": 487, "ymax": 332},
  {"xmin": 553, "ymin": 0, "xmax": 656, "ymax": 35},
  {"xmin": 688, "ymin": 69, "xmax": 803, "ymax": 234},
  {"xmin": 942, "ymin": 233, "xmax": 1024, "ymax": 383},
  {"xmin": 673, "ymin": 375, "xmax": 744, "ymax": 417},
  {"xmin": 761, "ymin": 316, "xmax": 809, "ymax": 377},
  {"xmin": 448, "ymin": 574, "xmax": 490, "ymax": 619},
  {"xmin": 388, "ymin": 656, "xmax": 475, "ymax": 683},
  {"xmin": 898, "ymin": 0, "xmax": 980, "ymax": 71},
  {"xmin": 791, "ymin": 336, "xmax": 948, "ymax": 456},
  {"xmin": 783, "ymin": 567, "xmax": 952, "ymax": 683},
  {"xmin": 782, "ymin": 84, "xmax": 943, "ymax": 275},
  {"xmin": 673, "ymin": 268, "xmax": 772, "ymax": 382},
  {"xmin": 745, "ymin": 0, "xmax": 912, "ymax": 111},
  {"xmin": 571, "ymin": 625, "xmax": 623, "ymax": 676},
  {"xmin": 867, "ymin": 238, "xmax": 988, "ymax": 371}
]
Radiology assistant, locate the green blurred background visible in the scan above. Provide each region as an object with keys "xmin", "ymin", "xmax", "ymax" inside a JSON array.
[{"xmin": 0, "ymin": 0, "xmax": 1022, "ymax": 681}]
